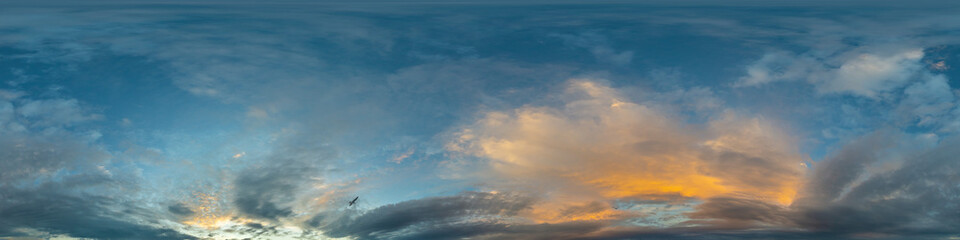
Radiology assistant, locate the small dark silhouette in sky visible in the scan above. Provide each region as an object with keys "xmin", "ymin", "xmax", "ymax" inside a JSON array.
[{"xmin": 349, "ymin": 196, "xmax": 359, "ymax": 206}]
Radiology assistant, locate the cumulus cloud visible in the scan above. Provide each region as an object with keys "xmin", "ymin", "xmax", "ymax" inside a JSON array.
[{"xmin": 447, "ymin": 79, "xmax": 806, "ymax": 223}]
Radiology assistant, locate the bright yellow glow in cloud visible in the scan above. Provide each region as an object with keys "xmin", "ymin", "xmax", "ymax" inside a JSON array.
[
  {"xmin": 449, "ymin": 79, "xmax": 805, "ymax": 221},
  {"xmin": 183, "ymin": 192, "xmax": 233, "ymax": 229}
]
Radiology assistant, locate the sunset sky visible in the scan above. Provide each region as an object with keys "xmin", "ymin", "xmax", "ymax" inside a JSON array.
[{"xmin": 2, "ymin": 1, "xmax": 960, "ymax": 239}]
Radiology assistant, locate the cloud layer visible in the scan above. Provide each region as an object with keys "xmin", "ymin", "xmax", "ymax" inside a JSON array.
[{"xmin": 2, "ymin": 2, "xmax": 960, "ymax": 240}]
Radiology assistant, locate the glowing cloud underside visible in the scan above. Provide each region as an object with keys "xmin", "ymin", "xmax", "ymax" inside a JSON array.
[{"xmin": 449, "ymin": 80, "xmax": 806, "ymax": 222}]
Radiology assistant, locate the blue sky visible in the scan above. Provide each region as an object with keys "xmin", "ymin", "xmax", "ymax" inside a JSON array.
[{"xmin": 2, "ymin": 1, "xmax": 960, "ymax": 239}]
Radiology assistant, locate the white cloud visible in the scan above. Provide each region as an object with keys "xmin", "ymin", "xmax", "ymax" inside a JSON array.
[
  {"xmin": 815, "ymin": 49, "xmax": 924, "ymax": 97},
  {"xmin": 17, "ymin": 98, "xmax": 101, "ymax": 128},
  {"xmin": 738, "ymin": 48, "xmax": 926, "ymax": 99},
  {"xmin": 737, "ymin": 51, "xmax": 815, "ymax": 87}
]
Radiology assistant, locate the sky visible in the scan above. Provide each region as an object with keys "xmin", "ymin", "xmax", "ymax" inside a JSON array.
[{"xmin": 2, "ymin": 1, "xmax": 960, "ymax": 240}]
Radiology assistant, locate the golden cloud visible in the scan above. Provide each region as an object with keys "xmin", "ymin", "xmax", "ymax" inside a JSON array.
[{"xmin": 448, "ymin": 79, "xmax": 806, "ymax": 222}]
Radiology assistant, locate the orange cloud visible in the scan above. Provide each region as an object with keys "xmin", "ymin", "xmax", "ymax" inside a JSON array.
[
  {"xmin": 448, "ymin": 79, "xmax": 805, "ymax": 221},
  {"xmin": 183, "ymin": 191, "xmax": 230, "ymax": 229}
]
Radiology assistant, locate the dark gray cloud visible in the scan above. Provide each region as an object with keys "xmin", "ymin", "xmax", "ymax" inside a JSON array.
[
  {"xmin": 233, "ymin": 138, "xmax": 334, "ymax": 221},
  {"xmin": 793, "ymin": 134, "xmax": 960, "ymax": 236},
  {"xmin": 167, "ymin": 203, "xmax": 194, "ymax": 217},
  {"xmin": 676, "ymin": 131, "xmax": 960, "ymax": 239},
  {"xmin": 801, "ymin": 130, "xmax": 901, "ymax": 204},
  {"xmin": 421, "ymin": 221, "xmax": 604, "ymax": 240},
  {"xmin": 234, "ymin": 161, "xmax": 306, "ymax": 220},
  {"xmin": 0, "ymin": 182, "xmax": 193, "ymax": 240},
  {"xmin": 686, "ymin": 197, "xmax": 793, "ymax": 228},
  {"xmin": 309, "ymin": 191, "xmax": 605, "ymax": 240}
]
